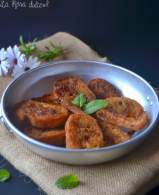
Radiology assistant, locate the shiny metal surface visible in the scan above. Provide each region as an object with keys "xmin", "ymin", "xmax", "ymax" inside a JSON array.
[
  {"xmin": 0, "ymin": 105, "xmax": 2, "ymax": 121},
  {"xmin": 1, "ymin": 60, "xmax": 159, "ymax": 165}
]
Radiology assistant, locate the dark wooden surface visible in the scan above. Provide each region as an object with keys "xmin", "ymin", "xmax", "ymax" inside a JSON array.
[{"xmin": 0, "ymin": 0, "xmax": 159, "ymax": 194}]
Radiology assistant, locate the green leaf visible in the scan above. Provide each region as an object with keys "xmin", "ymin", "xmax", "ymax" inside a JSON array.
[
  {"xmin": 19, "ymin": 37, "xmax": 63, "ymax": 61},
  {"xmin": 55, "ymin": 174, "xmax": 79, "ymax": 189},
  {"xmin": 0, "ymin": 169, "xmax": 11, "ymax": 182},
  {"xmin": 38, "ymin": 43, "xmax": 64, "ymax": 61},
  {"xmin": 84, "ymin": 99, "xmax": 108, "ymax": 114},
  {"xmin": 72, "ymin": 93, "xmax": 87, "ymax": 108},
  {"xmin": 19, "ymin": 35, "xmax": 37, "ymax": 57}
]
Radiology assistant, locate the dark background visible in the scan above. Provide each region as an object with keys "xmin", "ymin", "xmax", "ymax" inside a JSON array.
[{"xmin": 0, "ymin": 0, "xmax": 159, "ymax": 194}]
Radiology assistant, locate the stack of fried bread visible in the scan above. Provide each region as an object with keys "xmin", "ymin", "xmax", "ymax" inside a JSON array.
[{"xmin": 14, "ymin": 76, "xmax": 149, "ymax": 149}]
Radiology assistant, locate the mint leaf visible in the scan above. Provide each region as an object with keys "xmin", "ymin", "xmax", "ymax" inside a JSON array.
[
  {"xmin": 55, "ymin": 174, "xmax": 79, "ymax": 189},
  {"xmin": 0, "ymin": 169, "xmax": 11, "ymax": 182},
  {"xmin": 84, "ymin": 99, "xmax": 108, "ymax": 114},
  {"xmin": 72, "ymin": 93, "xmax": 87, "ymax": 108}
]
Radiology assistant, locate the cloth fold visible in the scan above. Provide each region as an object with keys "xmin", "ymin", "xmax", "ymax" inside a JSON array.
[{"xmin": 0, "ymin": 32, "xmax": 159, "ymax": 195}]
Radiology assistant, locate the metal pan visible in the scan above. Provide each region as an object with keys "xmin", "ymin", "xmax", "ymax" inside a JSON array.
[{"xmin": 0, "ymin": 60, "xmax": 159, "ymax": 165}]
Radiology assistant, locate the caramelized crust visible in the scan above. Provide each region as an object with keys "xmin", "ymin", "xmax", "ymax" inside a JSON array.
[
  {"xmin": 106, "ymin": 97, "xmax": 144, "ymax": 118},
  {"xmin": 16, "ymin": 100, "xmax": 69, "ymax": 128},
  {"xmin": 65, "ymin": 113, "xmax": 104, "ymax": 149},
  {"xmin": 88, "ymin": 78, "xmax": 121, "ymax": 98},
  {"xmin": 52, "ymin": 76, "xmax": 96, "ymax": 101},
  {"xmin": 97, "ymin": 97, "xmax": 149, "ymax": 131}
]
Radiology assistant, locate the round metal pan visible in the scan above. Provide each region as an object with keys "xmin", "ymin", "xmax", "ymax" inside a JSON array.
[{"xmin": 0, "ymin": 60, "xmax": 159, "ymax": 165}]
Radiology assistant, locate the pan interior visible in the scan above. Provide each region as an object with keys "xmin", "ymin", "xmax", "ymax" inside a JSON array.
[{"xmin": 2, "ymin": 61, "xmax": 159, "ymax": 140}]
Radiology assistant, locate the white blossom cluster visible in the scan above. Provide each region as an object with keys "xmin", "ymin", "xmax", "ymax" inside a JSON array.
[{"xmin": 0, "ymin": 45, "xmax": 40, "ymax": 78}]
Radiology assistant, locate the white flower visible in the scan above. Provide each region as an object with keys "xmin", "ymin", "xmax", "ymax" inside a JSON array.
[
  {"xmin": 6, "ymin": 45, "xmax": 26, "ymax": 69},
  {"xmin": 0, "ymin": 61, "xmax": 10, "ymax": 76},
  {"xmin": 0, "ymin": 48, "xmax": 10, "ymax": 76},
  {"xmin": 0, "ymin": 48, "xmax": 7, "ymax": 61},
  {"xmin": 12, "ymin": 56, "xmax": 41, "ymax": 78},
  {"xmin": 0, "ymin": 45, "xmax": 41, "ymax": 78}
]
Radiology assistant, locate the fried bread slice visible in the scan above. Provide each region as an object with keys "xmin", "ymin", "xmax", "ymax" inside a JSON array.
[
  {"xmin": 52, "ymin": 76, "xmax": 96, "ymax": 101},
  {"xmin": 16, "ymin": 100, "xmax": 69, "ymax": 128},
  {"xmin": 97, "ymin": 97, "xmax": 149, "ymax": 131},
  {"xmin": 65, "ymin": 113, "xmax": 104, "ymax": 149},
  {"xmin": 88, "ymin": 78, "xmax": 121, "ymax": 98}
]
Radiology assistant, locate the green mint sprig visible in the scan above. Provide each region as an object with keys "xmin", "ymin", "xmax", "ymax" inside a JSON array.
[
  {"xmin": 0, "ymin": 169, "xmax": 11, "ymax": 182},
  {"xmin": 72, "ymin": 93, "xmax": 108, "ymax": 114},
  {"xmin": 72, "ymin": 93, "xmax": 87, "ymax": 108},
  {"xmin": 55, "ymin": 174, "xmax": 79, "ymax": 189},
  {"xmin": 84, "ymin": 99, "xmax": 108, "ymax": 114}
]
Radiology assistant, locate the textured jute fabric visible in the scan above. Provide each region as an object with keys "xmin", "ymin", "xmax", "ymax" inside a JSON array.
[{"xmin": 0, "ymin": 32, "xmax": 159, "ymax": 195}]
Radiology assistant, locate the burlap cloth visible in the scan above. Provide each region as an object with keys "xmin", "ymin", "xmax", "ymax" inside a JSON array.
[{"xmin": 0, "ymin": 32, "xmax": 159, "ymax": 195}]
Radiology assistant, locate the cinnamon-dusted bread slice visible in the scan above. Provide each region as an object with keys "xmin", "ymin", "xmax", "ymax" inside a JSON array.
[
  {"xmin": 88, "ymin": 78, "xmax": 121, "ymax": 98},
  {"xmin": 16, "ymin": 100, "xmax": 69, "ymax": 128},
  {"xmin": 52, "ymin": 76, "xmax": 95, "ymax": 101},
  {"xmin": 65, "ymin": 113, "xmax": 104, "ymax": 149}
]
